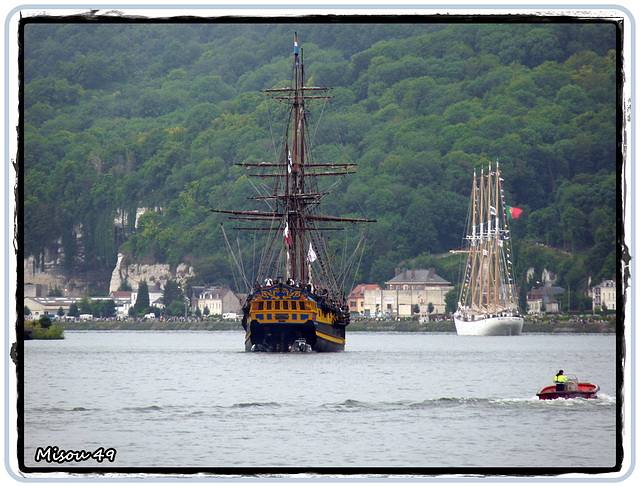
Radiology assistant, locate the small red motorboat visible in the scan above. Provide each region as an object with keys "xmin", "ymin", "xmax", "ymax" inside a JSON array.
[{"xmin": 536, "ymin": 374, "xmax": 600, "ymax": 400}]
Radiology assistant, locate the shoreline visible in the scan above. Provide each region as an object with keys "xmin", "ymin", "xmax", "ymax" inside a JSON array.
[{"xmin": 60, "ymin": 319, "xmax": 615, "ymax": 334}]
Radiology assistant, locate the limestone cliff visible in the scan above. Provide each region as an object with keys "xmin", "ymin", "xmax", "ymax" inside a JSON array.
[{"xmin": 109, "ymin": 253, "xmax": 194, "ymax": 292}]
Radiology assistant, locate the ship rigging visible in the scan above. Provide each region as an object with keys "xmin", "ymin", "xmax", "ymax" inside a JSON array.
[{"xmin": 213, "ymin": 34, "xmax": 374, "ymax": 351}]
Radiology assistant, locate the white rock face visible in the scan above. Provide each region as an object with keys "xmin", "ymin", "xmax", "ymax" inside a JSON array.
[
  {"xmin": 109, "ymin": 253, "xmax": 195, "ymax": 293},
  {"xmin": 109, "ymin": 253, "xmax": 127, "ymax": 292}
]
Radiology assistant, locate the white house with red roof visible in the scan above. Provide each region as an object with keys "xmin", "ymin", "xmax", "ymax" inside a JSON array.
[{"xmin": 348, "ymin": 284, "xmax": 382, "ymax": 316}]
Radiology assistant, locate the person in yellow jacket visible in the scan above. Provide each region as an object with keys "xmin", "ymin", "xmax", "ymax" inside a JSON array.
[{"xmin": 554, "ymin": 370, "xmax": 568, "ymax": 391}]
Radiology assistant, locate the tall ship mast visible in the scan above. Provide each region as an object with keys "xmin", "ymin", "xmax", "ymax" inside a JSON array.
[
  {"xmin": 214, "ymin": 34, "xmax": 374, "ymax": 352},
  {"xmin": 453, "ymin": 162, "xmax": 524, "ymax": 336}
]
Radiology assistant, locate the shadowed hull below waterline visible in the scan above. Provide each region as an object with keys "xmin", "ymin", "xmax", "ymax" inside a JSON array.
[{"xmin": 244, "ymin": 319, "xmax": 346, "ymax": 352}]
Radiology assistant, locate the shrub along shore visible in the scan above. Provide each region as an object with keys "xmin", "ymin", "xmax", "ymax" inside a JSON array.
[{"xmin": 24, "ymin": 322, "xmax": 65, "ymax": 340}]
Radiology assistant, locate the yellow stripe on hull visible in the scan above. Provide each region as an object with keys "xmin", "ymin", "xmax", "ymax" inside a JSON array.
[{"xmin": 316, "ymin": 330, "xmax": 345, "ymax": 345}]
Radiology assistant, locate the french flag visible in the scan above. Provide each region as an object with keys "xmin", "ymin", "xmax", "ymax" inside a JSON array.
[{"xmin": 294, "ymin": 33, "xmax": 299, "ymax": 56}]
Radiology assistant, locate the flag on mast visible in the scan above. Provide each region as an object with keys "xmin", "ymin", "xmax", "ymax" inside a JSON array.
[
  {"xmin": 284, "ymin": 222, "xmax": 290, "ymax": 245},
  {"xmin": 307, "ymin": 242, "xmax": 317, "ymax": 262},
  {"xmin": 506, "ymin": 205, "xmax": 523, "ymax": 219}
]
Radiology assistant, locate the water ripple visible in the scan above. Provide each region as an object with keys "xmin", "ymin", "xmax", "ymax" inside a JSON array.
[{"xmin": 229, "ymin": 401, "xmax": 281, "ymax": 409}]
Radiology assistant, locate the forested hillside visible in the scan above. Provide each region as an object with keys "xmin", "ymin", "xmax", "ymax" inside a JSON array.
[{"xmin": 23, "ymin": 19, "xmax": 618, "ymax": 304}]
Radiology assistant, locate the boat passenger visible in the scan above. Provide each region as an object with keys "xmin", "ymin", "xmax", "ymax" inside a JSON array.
[
  {"xmin": 265, "ymin": 277, "xmax": 273, "ymax": 286},
  {"xmin": 554, "ymin": 370, "xmax": 567, "ymax": 391}
]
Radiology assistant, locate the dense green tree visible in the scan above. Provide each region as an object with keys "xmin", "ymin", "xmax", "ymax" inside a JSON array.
[
  {"xmin": 163, "ymin": 280, "xmax": 184, "ymax": 310},
  {"xmin": 92, "ymin": 299, "xmax": 116, "ymax": 318},
  {"xmin": 445, "ymin": 287, "xmax": 459, "ymax": 314},
  {"xmin": 38, "ymin": 316, "xmax": 52, "ymax": 329},
  {"xmin": 104, "ymin": 300, "xmax": 117, "ymax": 318},
  {"xmin": 79, "ymin": 296, "xmax": 92, "ymax": 314},
  {"xmin": 134, "ymin": 281, "xmax": 150, "ymax": 315},
  {"xmin": 166, "ymin": 300, "xmax": 187, "ymax": 317}
]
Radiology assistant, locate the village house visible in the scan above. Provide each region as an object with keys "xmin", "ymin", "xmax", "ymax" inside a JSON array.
[
  {"xmin": 590, "ymin": 278, "xmax": 616, "ymax": 312},
  {"xmin": 348, "ymin": 284, "xmax": 382, "ymax": 316},
  {"xmin": 24, "ymin": 280, "xmax": 166, "ymax": 319},
  {"xmin": 526, "ymin": 286, "xmax": 564, "ymax": 314},
  {"xmin": 24, "ymin": 283, "xmax": 245, "ymax": 319},
  {"xmin": 361, "ymin": 268, "xmax": 453, "ymax": 318},
  {"xmin": 110, "ymin": 287, "xmax": 165, "ymax": 317},
  {"xmin": 110, "ymin": 290, "xmax": 134, "ymax": 317},
  {"xmin": 190, "ymin": 285, "xmax": 241, "ymax": 317},
  {"xmin": 24, "ymin": 296, "xmax": 79, "ymax": 318},
  {"xmin": 24, "ymin": 295, "xmax": 132, "ymax": 319}
]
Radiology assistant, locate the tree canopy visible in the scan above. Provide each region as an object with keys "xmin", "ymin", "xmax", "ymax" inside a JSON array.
[{"xmin": 23, "ymin": 19, "xmax": 619, "ymax": 296}]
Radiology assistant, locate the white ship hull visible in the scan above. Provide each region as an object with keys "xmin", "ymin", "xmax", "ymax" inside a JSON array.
[{"xmin": 454, "ymin": 314, "xmax": 524, "ymax": 336}]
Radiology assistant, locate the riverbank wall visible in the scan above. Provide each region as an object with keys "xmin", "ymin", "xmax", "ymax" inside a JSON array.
[{"xmin": 60, "ymin": 318, "xmax": 615, "ymax": 334}]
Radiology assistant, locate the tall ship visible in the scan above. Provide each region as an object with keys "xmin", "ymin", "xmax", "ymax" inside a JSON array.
[
  {"xmin": 214, "ymin": 34, "xmax": 374, "ymax": 352},
  {"xmin": 454, "ymin": 162, "xmax": 524, "ymax": 336}
]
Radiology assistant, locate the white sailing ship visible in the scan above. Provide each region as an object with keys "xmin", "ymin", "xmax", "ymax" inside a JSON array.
[{"xmin": 454, "ymin": 162, "xmax": 524, "ymax": 336}]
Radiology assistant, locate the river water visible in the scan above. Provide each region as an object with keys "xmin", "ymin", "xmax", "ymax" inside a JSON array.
[{"xmin": 19, "ymin": 330, "xmax": 620, "ymax": 477}]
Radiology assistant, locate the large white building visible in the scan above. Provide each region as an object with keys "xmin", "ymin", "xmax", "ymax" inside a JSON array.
[
  {"xmin": 590, "ymin": 278, "xmax": 616, "ymax": 312},
  {"xmin": 190, "ymin": 285, "xmax": 242, "ymax": 317},
  {"xmin": 361, "ymin": 268, "xmax": 453, "ymax": 318}
]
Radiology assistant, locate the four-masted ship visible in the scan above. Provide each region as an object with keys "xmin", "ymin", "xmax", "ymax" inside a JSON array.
[
  {"xmin": 215, "ymin": 34, "xmax": 374, "ymax": 352},
  {"xmin": 453, "ymin": 162, "xmax": 524, "ymax": 336}
]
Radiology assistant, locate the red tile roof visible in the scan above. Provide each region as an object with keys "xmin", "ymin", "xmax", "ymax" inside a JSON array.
[{"xmin": 348, "ymin": 284, "xmax": 381, "ymax": 298}]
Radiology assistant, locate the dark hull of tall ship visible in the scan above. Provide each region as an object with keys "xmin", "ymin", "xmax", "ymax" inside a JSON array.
[
  {"xmin": 241, "ymin": 283, "xmax": 348, "ymax": 353},
  {"xmin": 244, "ymin": 320, "xmax": 346, "ymax": 352}
]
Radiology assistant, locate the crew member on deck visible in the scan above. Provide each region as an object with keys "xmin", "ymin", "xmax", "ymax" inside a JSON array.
[{"xmin": 554, "ymin": 370, "xmax": 567, "ymax": 391}]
